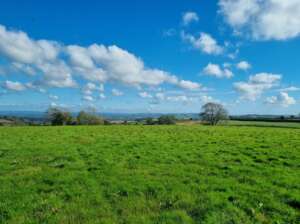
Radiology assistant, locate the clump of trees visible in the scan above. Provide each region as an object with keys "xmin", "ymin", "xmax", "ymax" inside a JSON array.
[
  {"xmin": 47, "ymin": 107, "xmax": 73, "ymax": 125},
  {"xmin": 47, "ymin": 107, "xmax": 104, "ymax": 126},
  {"xmin": 200, "ymin": 102, "xmax": 228, "ymax": 125},
  {"xmin": 158, "ymin": 115, "xmax": 177, "ymax": 125},
  {"xmin": 144, "ymin": 115, "xmax": 177, "ymax": 125},
  {"xmin": 77, "ymin": 110, "xmax": 104, "ymax": 125}
]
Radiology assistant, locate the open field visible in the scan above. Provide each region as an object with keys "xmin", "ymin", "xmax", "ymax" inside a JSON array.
[
  {"xmin": 223, "ymin": 120, "xmax": 300, "ymax": 129},
  {"xmin": 0, "ymin": 125, "xmax": 299, "ymax": 223}
]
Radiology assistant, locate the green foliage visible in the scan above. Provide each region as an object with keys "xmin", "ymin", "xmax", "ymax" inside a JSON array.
[
  {"xmin": 158, "ymin": 115, "xmax": 176, "ymax": 125},
  {"xmin": 201, "ymin": 102, "xmax": 228, "ymax": 125},
  {"xmin": 0, "ymin": 125, "xmax": 299, "ymax": 223},
  {"xmin": 145, "ymin": 117, "xmax": 155, "ymax": 125},
  {"xmin": 77, "ymin": 111, "xmax": 104, "ymax": 125},
  {"xmin": 46, "ymin": 107, "xmax": 73, "ymax": 126}
]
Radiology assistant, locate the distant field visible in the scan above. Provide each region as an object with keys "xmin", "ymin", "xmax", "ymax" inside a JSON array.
[
  {"xmin": 178, "ymin": 120, "xmax": 300, "ymax": 129},
  {"xmin": 224, "ymin": 120, "xmax": 300, "ymax": 129},
  {"xmin": 0, "ymin": 125, "xmax": 299, "ymax": 223}
]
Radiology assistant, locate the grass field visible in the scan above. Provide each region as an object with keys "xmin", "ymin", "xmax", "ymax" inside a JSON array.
[{"xmin": 0, "ymin": 125, "xmax": 299, "ymax": 224}]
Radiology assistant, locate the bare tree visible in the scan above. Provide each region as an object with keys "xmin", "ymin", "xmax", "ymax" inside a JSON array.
[{"xmin": 200, "ymin": 102, "xmax": 228, "ymax": 125}]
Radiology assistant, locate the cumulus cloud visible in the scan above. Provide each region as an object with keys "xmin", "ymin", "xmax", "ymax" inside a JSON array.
[
  {"xmin": 219, "ymin": 0, "xmax": 300, "ymax": 40},
  {"xmin": 265, "ymin": 92, "xmax": 296, "ymax": 107},
  {"xmin": 166, "ymin": 95, "xmax": 195, "ymax": 104},
  {"xmin": 234, "ymin": 73, "xmax": 281, "ymax": 100},
  {"xmin": 82, "ymin": 82, "xmax": 104, "ymax": 95},
  {"xmin": 177, "ymin": 80, "xmax": 201, "ymax": 90},
  {"xmin": 0, "ymin": 25, "xmax": 60, "ymax": 64},
  {"xmin": 200, "ymin": 95, "xmax": 219, "ymax": 104},
  {"xmin": 82, "ymin": 95, "xmax": 94, "ymax": 102},
  {"xmin": 203, "ymin": 63, "xmax": 233, "ymax": 78},
  {"xmin": 11, "ymin": 62, "xmax": 36, "ymax": 76},
  {"xmin": 181, "ymin": 31, "xmax": 224, "ymax": 55},
  {"xmin": 278, "ymin": 86, "xmax": 300, "ymax": 92},
  {"xmin": 49, "ymin": 94, "xmax": 58, "ymax": 100},
  {"xmin": 182, "ymin": 12, "xmax": 199, "ymax": 26},
  {"xmin": 2, "ymin": 80, "xmax": 26, "ymax": 91},
  {"xmin": 37, "ymin": 61, "xmax": 76, "ymax": 88},
  {"xmin": 111, "ymin": 88, "xmax": 123, "ymax": 96},
  {"xmin": 236, "ymin": 61, "xmax": 251, "ymax": 70},
  {"xmin": 0, "ymin": 24, "xmax": 201, "ymax": 92},
  {"xmin": 99, "ymin": 93, "xmax": 106, "ymax": 99},
  {"xmin": 0, "ymin": 25, "xmax": 75, "ymax": 88},
  {"xmin": 139, "ymin": 91, "xmax": 153, "ymax": 98}
]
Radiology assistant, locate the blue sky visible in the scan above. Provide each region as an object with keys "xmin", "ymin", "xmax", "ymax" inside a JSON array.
[{"xmin": 0, "ymin": 0, "xmax": 300, "ymax": 114}]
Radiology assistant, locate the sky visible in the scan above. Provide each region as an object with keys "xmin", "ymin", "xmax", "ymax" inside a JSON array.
[{"xmin": 0, "ymin": 0, "xmax": 300, "ymax": 114}]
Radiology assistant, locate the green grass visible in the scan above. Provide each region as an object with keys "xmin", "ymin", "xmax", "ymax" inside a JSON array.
[
  {"xmin": 223, "ymin": 120, "xmax": 300, "ymax": 129},
  {"xmin": 0, "ymin": 125, "xmax": 299, "ymax": 224}
]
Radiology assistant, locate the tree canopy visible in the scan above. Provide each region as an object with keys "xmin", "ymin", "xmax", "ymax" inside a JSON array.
[{"xmin": 200, "ymin": 102, "xmax": 228, "ymax": 125}]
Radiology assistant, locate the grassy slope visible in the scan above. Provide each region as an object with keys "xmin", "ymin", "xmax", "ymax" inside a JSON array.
[{"xmin": 0, "ymin": 125, "xmax": 299, "ymax": 224}]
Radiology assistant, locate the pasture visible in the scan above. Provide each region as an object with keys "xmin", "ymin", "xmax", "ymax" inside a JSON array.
[{"xmin": 0, "ymin": 125, "xmax": 299, "ymax": 223}]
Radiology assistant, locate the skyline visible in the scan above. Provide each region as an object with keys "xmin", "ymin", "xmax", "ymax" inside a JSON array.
[{"xmin": 1, "ymin": 0, "xmax": 300, "ymax": 114}]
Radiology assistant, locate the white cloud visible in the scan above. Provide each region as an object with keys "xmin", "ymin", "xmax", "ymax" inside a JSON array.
[
  {"xmin": 203, "ymin": 63, "xmax": 233, "ymax": 78},
  {"xmin": 219, "ymin": 0, "xmax": 300, "ymax": 40},
  {"xmin": 223, "ymin": 62, "xmax": 232, "ymax": 68},
  {"xmin": 181, "ymin": 31, "xmax": 224, "ymax": 55},
  {"xmin": 200, "ymin": 95, "xmax": 218, "ymax": 104},
  {"xmin": 82, "ymin": 82, "xmax": 104, "ymax": 95},
  {"xmin": 177, "ymin": 80, "xmax": 201, "ymax": 90},
  {"xmin": 37, "ymin": 61, "xmax": 76, "ymax": 88},
  {"xmin": 155, "ymin": 92, "xmax": 165, "ymax": 101},
  {"xmin": 0, "ymin": 25, "xmax": 60, "ymax": 64},
  {"xmin": 139, "ymin": 92, "xmax": 153, "ymax": 98},
  {"xmin": 82, "ymin": 95, "xmax": 94, "ymax": 102},
  {"xmin": 49, "ymin": 94, "xmax": 58, "ymax": 100},
  {"xmin": 67, "ymin": 45, "xmax": 95, "ymax": 69},
  {"xmin": 234, "ymin": 73, "xmax": 281, "ymax": 100},
  {"xmin": 111, "ymin": 88, "xmax": 123, "ymax": 96},
  {"xmin": 2, "ymin": 80, "xmax": 26, "ymax": 91},
  {"xmin": 265, "ymin": 92, "xmax": 296, "ymax": 107},
  {"xmin": 12, "ymin": 62, "xmax": 36, "ymax": 76},
  {"xmin": 163, "ymin": 29, "xmax": 176, "ymax": 37},
  {"xmin": 0, "ymin": 24, "xmax": 200, "ymax": 91},
  {"xmin": 99, "ymin": 93, "xmax": 106, "ymax": 99},
  {"xmin": 182, "ymin": 12, "xmax": 199, "ymax": 26},
  {"xmin": 166, "ymin": 95, "xmax": 194, "ymax": 104},
  {"xmin": 278, "ymin": 86, "xmax": 300, "ymax": 92},
  {"xmin": 236, "ymin": 61, "xmax": 251, "ymax": 70},
  {"xmin": 249, "ymin": 73, "xmax": 281, "ymax": 84}
]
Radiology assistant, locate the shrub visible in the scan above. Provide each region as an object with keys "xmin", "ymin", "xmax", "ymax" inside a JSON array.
[
  {"xmin": 158, "ymin": 115, "xmax": 176, "ymax": 125},
  {"xmin": 77, "ymin": 111, "xmax": 104, "ymax": 125},
  {"xmin": 47, "ymin": 107, "xmax": 73, "ymax": 126}
]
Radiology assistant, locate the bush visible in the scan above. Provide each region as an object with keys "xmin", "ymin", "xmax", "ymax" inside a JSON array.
[
  {"xmin": 77, "ymin": 111, "xmax": 104, "ymax": 125},
  {"xmin": 145, "ymin": 117, "xmax": 156, "ymax": 125},
  {"xmin": 47, "ymin": 107, "xmax": 73, "ymax": 126},
  {"xmin": 158, "ymin": 115, "xmax": 176, "ymax": 125}
]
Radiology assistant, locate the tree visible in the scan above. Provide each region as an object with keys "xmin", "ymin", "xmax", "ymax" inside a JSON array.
[
  {"xmin": 47, "ymin": 107, "xmax": 73, "ymax": 126},
  {"xmin": 158, "ymin": 115, "xmax": 176, "ymax": 125},
  {"xmin": 145, "ymin": 117, "xmax": 155, "ymax": 125},
  {"xmin": 200, "ymin": 102, "xmax": 228, "ymax": 125},
  {"xmin": 77, "ymin": 110, "xmax": 104, "ymax": 125}
]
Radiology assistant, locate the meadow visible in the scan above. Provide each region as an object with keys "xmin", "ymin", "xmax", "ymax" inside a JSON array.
[{"xmin": 0, "ymin": 125, "xmax": 299, "ymax": 223}]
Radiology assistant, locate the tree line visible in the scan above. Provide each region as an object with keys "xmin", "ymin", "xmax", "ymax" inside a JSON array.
[
  {"xmin": 47, "ymin": 108, "xmax": 105, "ymax": 126},
  {"xmin": 0, "ymin": 102, "xmax": 229, "ymax": 126},
  {"xmin": 45, "ymin": 102, "xmax": 230, "ymax": 126}
]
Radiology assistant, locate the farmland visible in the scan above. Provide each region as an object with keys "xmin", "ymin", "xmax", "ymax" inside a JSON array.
[{"xmin": 0, "ymin": 125, "xmax": 299, "ymax": 223}]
